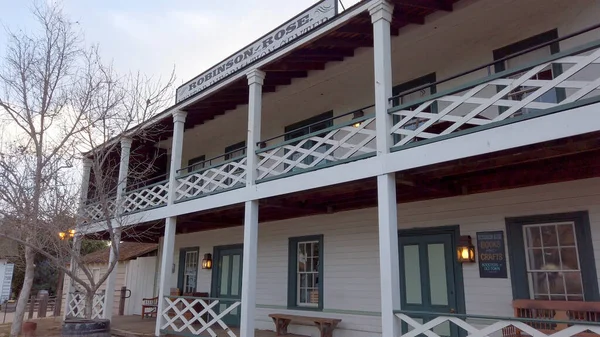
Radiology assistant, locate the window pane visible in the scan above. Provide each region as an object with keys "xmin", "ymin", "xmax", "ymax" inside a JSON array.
[
  {"xmin": 403, "ymin": 245, "xmax": 422, "ymax": 305},
  {"xmin": 560, "ymin": 248, "xmax": 579, "ymax": 270},
  {"xmin": 231, "ymin": 254, "xmax": 241, "ymax": 296},
  {"xmin": 527, "ymin": 248, "xmax": 545, "ymax": 270},
  {"xmin": 541, "ymin": 225, "xmax": 558, "ymax": 247},
  {"xmin": 220, "ymin": 255, "xmax": 230, "ymax": 296},
  {"xmin": 428, "ymin": 243, "xmax": 448, "ymax": 306},
  {"xmin": 526, "ymin": 227, "xmax": 542, "ymax": 248},
  {"xmin": 558, "ymin": 224, "xmax": 575, "ymax": 246},
  {"xmin": 565, "ymin": 272, "xmax": 583, "ymax": 295}
]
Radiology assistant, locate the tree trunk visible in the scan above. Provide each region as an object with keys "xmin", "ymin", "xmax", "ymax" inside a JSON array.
[
  {"xmin": 10, "ymin": 246, "xmax": 35, "ymax": 337},
  {"xmin": 84, "ymin": 290, "xmax": 94, "ymax": 319}
]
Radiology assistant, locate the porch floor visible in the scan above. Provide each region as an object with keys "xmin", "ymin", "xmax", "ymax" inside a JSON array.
[{"xmin": 112, "ymin": 315, "xmax": 303, "ymax": 337}]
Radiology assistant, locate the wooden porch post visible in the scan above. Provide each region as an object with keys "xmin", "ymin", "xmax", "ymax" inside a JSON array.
[
  {"xmin": 371, "ymin": 1, "xmax": 401, "ymax": 336},
  {"xmin": 64, "ymin": 158, "xmax": 92, "ymax": 319},
  {"xmin": 155, "ymin": 110, "xmax": 187, "ymax": 337},
  {"xmin": 103, "ymin": 137, "xmax": 132, "ymax": 319},
  {"xmin": 240, "ymin": 68, "xmax": 265, "ymax": 337}
]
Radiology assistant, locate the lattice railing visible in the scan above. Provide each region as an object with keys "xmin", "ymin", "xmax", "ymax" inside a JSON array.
[
  {"xmin": 389, "ymin": 42, "xmax": 600, "ymax": 148},
  {"xmin": 160, "ymin": 296, "xmax": 241, "ymax": 337},
  {"xmin": 123, "ymin": 180, "xmax": 169, "ymax": 213},
  {"xmin": 256, "ymin": 113, "xmax": 376, "ymax": 181},
  {"xmin": 175, "ymin": 157, "xmax": 247, "ymax": 202},
  {"xmin": 82, "ymin": 199, "xmax": 117, "ymax": 223},
  {"xmin": 66, "ymin": 292, "xmax": 105, "ymax": 319},
  {"xmin": 396, "ymin": 310, "xmax": 600, "ymax": 337}
]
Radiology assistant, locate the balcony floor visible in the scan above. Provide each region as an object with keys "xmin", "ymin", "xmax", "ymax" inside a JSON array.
[{"xmin": 112, "ymin": 315, "xmax": 304, "ymax": 337}]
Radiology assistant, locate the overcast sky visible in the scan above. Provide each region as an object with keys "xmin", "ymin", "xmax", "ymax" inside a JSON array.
[{"xmin": 0, "ymin": 0, "xmax": 360, "ymax": 87}]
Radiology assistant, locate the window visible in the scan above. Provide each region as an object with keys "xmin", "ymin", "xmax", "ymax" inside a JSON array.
[
  {"xmin": 523, "ymin": 222, "xmax": 582, "ymax": 300},
  {"xmin": 284, "ymin": 112, "xmax": 333, "ymax": 169},
  {"xmin": 92, "ymin": 268, "xmax": 101, "ymax": 284},
  {"xmin": 288, "ymin": 235, "xmax": 323, "ymax": 310},
  {"xmin": 391, "ymin": 73, "xmax": 437, "ymax": 145},
  {"xmin": 187, "ymin": 155, "xmax": 206, "ymax": 173},
  {"xmin": 506, "ymin": 212, "xmax": 599, "ymax": 301},
  {"xmin": 493, "ymin": 29, "xmax": 562, "ymax": 117},
  {"xmin": 177, "ymin": 247, "xmax": 199, "ymax": 294}
]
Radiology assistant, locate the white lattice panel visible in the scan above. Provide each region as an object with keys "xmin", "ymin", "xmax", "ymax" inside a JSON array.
[
  {"xmin": 66, "ymin": 292, "xmax": 105, "ymax": 319},
  {"xmin": 396, "ymin": 313, "xmax": 600, "ymax": 337},
  {"xmin": 256, "ymin": 117, "xmax": 376, "ymax": 180},
  {"xmin": 123, "ymin": 181, "xmax": 169, "ymax": 213},
  {"xmin": 161, "ymin": 296, "xmax": 241, "ymax": 337},
  {"xmin": 83, "ymin": 199, "xmax": 117, "ymax": 222},
  {"xmin": 390, "ymin": 46, "xmax": 600, "ymax": 147},
  {"xmin": 175, "ymin": 158, "xmax": 247, "ymax": 202}
]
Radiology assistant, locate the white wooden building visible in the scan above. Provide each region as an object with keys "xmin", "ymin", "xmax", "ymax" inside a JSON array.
[{"xmin": 72, "ymin": 0, "xmax": 600, "ymax": 336}]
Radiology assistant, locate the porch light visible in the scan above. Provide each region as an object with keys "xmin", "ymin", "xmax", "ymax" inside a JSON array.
[
  {"xmin": 59, "ymin": 229, "xmax": 75, "ymax": 240},
  {"xmin": 202, "ymin": 253, "xmax": 213, "ymax": 269},
  {"xmin": 352, "ymin": 110, "xmax": 364, "ymax": 128},
  {"xmin": 457, "ymin": 235, "xmax": 475, "ymax": 263}
]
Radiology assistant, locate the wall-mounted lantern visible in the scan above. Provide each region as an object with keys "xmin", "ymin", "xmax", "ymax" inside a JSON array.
[
  {"xmin": 58, "ymin": 229, "xmax": 75, "ymax": 240},
  {"xmin": 457, "ymin": 235, "xmax": 476, "ymax": 263},
  {"xmin": 352, "ymin": 110, "xmax": 365, "ymax": 128},
  {"xmin": 202, "ymin": 253, "xmax": 213, "ymax": 270}
]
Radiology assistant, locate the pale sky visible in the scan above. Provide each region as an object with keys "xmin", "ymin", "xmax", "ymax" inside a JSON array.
[{"xmin": 0, "ymin": 0, "xmax": 361, "ymax": 88}]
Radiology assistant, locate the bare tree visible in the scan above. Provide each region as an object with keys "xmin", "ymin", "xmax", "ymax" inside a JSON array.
[{"xmin": 0, "ymin": 2, "xmax": 173, "ymax": 335}]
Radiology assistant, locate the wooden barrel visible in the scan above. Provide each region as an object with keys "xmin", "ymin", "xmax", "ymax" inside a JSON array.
[{"xmin": 61, "ymin": 319, "xmax": 110, "ymax": 337}]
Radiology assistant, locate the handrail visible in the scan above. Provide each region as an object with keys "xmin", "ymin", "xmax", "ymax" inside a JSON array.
[
  {"xmin": 176, "ymin": 154, "xmax": 247, "ymax": 180},
  {"xmin": 394, "ymin": 309, "xmax": 600, "ymax": 327},
  {"xmin": 124, "ymin": 178, "xmax": 169, "ymax": 194},
  {"xmin": 388, "ymin": 22, "xmax": 600, "ymax": 104},
  {"xmin": 177, "ymin": 148, "xmax": 247, "ymax": 174},
  {"xmin": 256, "ymin": 112, "xmax": 375, "ymax": 154},
  {"xmin": 258, "ymin": 104, "xmax": 375, "ymax": 145},
  {"xmin": 163, "ymin": 295, "xmax": 241, "ymax": 302},
  {"xmin": 388, "ymin": 37, "xmax": 600, "ymax": 114},
  {"xmin": 126, "ymin": 173, "xmax": 169, "ymax": 192}
]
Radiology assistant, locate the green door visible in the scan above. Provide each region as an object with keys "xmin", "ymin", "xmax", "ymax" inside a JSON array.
[
  {"xmin": 399, "ymin": 232, "xmax": 460, "ymax": 337},
  {"xmin": 213, "ymin": 245, "xmax": 243, "ymax": 327}
]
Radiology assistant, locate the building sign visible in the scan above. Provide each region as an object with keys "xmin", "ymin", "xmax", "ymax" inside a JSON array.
[
  {"xmin": 176, "ymin": 0, "xmax": 338, "ymax": 103},
  {"xmin": 0, "ymin": 263, "xmax": 14, "ymax": 303},
  {"xmin": 476, "ymin": 231, "xmax": 507, "ymax": 278}
]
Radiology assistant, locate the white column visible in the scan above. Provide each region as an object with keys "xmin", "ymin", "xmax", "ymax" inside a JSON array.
[
  {"xmin": 371, "ymin": 1, "xmax": 401, "ymax": 337},
  {"xmin": 245, "ymin": 69, "xmax": 266, "ymax": 186},
  {"xmin": 104, "ymin": 137, "xmax": 132, "ymax": 319},
  {"xmin": 239, "ymin": 69, "xmax": 265, "ymax": 337},
  {"xmin": 65, "ymin": 158, "xmax": 92, "ymax": 319},
  {"xmin": 155, "ymin": 110, "xmax": 187, "ymax": 337}
]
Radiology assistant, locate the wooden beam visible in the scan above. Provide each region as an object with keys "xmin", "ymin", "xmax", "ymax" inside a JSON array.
[
  {"xmin": 393, "ymin": 12, "xmax": 426, "ymax": 25},
  {"xmin": 393, "ymin": 0, "xmax": 453, "ymax": 11},
  {"xmin": 263, "ymin": 62, "xmax": 326, "ymax": 71},
  {"xmin": 291, "ymin": 49, "xmax": 355, "ymax": 58},
  {"xmin": 265, "ymin": 71, "xmax": 308, "ymax": 79},
  {"xmin": 310, "ymin": 37, "xmax": 373, "ymax": 48}
]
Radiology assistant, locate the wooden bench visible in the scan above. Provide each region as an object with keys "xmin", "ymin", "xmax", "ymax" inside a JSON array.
[
  {"xmin": 269, "ymin": 313, "xmax": 341, "ymax": 337},
  {"xmin": 141, "ymin": 297, "xmax": 158, "ymax": 319}
]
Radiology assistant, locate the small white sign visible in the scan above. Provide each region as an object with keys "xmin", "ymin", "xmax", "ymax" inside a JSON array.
[
  {"xmin": 176, "ymin": 0, "xmax": 338, "ymax": 103},
  {"xmin": 0, "ymin": 264, "xmax": 14, "ymax": 303}
]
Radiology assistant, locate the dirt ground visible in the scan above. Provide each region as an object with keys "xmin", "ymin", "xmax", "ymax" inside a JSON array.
[{"xmin": 0, "ymin": 316, "xmax": 63, "ymax": 337}]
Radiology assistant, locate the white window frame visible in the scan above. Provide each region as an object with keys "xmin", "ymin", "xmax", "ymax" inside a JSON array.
[
  {"xmin": 296, "ymin": 240, "xmax": 320, "ymax": 308},
  {"xmin": 183, "ymin": 250, "xmax": 199, "ymax": 294}
]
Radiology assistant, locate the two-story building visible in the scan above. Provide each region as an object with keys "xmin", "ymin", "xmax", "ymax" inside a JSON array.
[{"xmin": 71, "ymin": 0, "xmax": 600, "ymax": 336}]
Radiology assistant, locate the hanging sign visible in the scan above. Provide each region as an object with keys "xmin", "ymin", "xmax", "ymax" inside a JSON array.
[
  {"xmin": 176, "ymin": 0, "xmax": 338, "ymax": 103},
  {"xmin": 476, "ymin": 231, "xmax": 508, "ymax": 278}
]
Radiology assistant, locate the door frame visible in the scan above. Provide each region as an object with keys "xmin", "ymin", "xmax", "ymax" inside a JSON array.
[
  {"xmin": 210, "ymin": 244, "xmax": 244, "ymax": 298},
  {"xmin": 398, "ymin": 225, "xmax": 467, "ymax": 316}
]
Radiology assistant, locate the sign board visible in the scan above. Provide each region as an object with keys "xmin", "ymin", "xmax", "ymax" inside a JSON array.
[
  {"xmin": 476, "ymin": 231, "xmax": 508, "ymax": 278},
  {"xmin": 176, "ymin": 0, "xmax": 338, "ymax": 103},
  {"xmin": 0, "ymin": 263, "xmax": 14, "ymax": 303}
]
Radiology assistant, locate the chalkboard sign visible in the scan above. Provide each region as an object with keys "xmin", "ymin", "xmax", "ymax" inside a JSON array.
[{"xmin": 476, "ymin": 231, "xmax": 507, "ymax": 278}]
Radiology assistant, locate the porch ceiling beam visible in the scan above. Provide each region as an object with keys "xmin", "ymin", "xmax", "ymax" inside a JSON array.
[
  {"xmin": 265, "ymin": 71, "xmax": 308, "ymax": 79},
  {"xmin": 259, "ymin": 198, "xmax": 325, "ymax": 213},
  {"xmin": 283, "ymin": 56, "xmax": 345, "ymax": 63},
  {"xmin": 393, "ymin": 0, "xmax": 453, "ymax": 11},
  {"xmin": 263, "ymin": 62, "xmax": 326, "ymax": 71},
  {"xmin": 392, "ymin": 12, "xmax": 426, "ymax": 25},
  {"xmin": 290, "ymin": 49, "xmax": 355, "ymax": 58},
  {"xmin": 309, "ymin": 37, "xmax": 373, "ymax": 48}
]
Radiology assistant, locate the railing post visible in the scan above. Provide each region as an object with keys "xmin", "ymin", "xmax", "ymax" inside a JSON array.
[
  {"xmin": 155, "ymin": 110, "xmax": 187, "ymax": 337},
  {"xmin": 27, "ymin": 295, "xmax": 35, "ymax": 319},
  {"xmin": 239, "ymin": 69, "xmax": 265, "ymax": 337},
  {"xmin": 65, "ymin": 158, "xmax": 92, "ymax": 320},
  {"xmin": 37, "ymin": 291, "xmax": 48, "ymax": 318},
  {"xmin": 103, "ymin": 137, "xmax": 131, "ymax": 320},
  {"xmin": 371, "ymin": 1, "xmax": 401, "ymax": 337}
]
